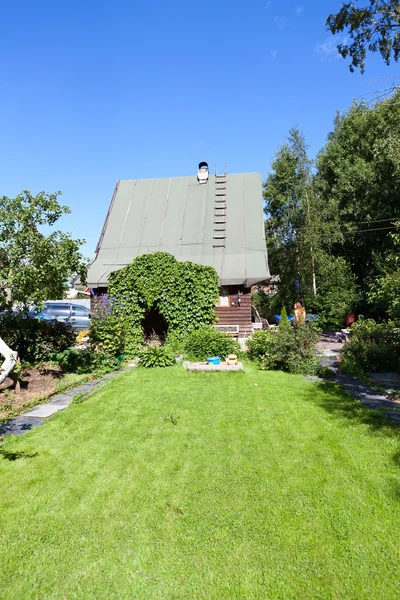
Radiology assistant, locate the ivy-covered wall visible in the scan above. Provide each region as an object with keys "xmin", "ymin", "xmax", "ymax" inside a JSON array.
[{"xmin": 105, "ymin": 252, "xmax": 219, "ymax": 354}]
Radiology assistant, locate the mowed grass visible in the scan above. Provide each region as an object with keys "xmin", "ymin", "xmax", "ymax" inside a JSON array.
[{"xmin": 1, "ymin": 366, "xmax": 400, "ymax": 599}]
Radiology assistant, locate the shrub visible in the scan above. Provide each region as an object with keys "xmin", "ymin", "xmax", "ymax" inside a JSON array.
[
  {"xmin": 312, "ymin": 255, "xmax": 359, "ymax": 330},
  {"xmin": 183, "ymin": 328, "xmax": 240, "ymax": 362},
  {"xmin": 89, "ymin": 296, "xmax": 125, "ymax": 356},
  {"xmin": 247, "ymin": 330, "xmax": 275, "ymax": 362},
  {"xmin": 248, "ymin": 322, "xmax": 319, "ymax": 375},
  {"xmin": 0, "ymin": 312, "xmax": 75, "ymax": 364},
  {"xmin": 55, "ymin": 348, "xmax": 120, "ymax": 375},
  {"xmin": 138, "ymin": 345, "xmax": 176, "ymax": 368},
  {"xmin": 165, "ymin": 331, "xmax": 185, "ymax": 355},
  {"xmin": 341, "ymin": 318, "xmax": 400, "ymax": 373}
]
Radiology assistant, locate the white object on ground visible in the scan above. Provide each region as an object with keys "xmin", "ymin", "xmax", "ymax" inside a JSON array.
[{"xmin": 0, "ymin": 337, "xmax": 17, "ymax": 384}]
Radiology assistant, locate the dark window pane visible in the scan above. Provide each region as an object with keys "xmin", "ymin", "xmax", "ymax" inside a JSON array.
[
  {"xmin": 46, "ymin": 305, "xmax": 70, "ymax": 317},
  {"xmin": 71, "ymin": 306, "xmax": 88, "ymax": 316}
]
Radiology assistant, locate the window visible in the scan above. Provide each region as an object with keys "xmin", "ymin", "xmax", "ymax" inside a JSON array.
[
  {"xmin": 45, "ymin": 304, "xmax": 71, "ymax": 317},
  {"xmin": 71, "ymin": 305, "xmax": 89, "ymax": 316},
  {"xmin": 217, "ymin": 287, "xmax": 231, "ymax": 307}
]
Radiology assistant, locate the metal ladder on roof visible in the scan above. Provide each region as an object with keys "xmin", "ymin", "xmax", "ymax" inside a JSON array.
[{"xmin": 213, "ymin": 167, "xmax": 227, "ymax": 248}]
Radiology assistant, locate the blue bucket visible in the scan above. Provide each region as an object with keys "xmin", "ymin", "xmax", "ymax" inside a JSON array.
[{"xmin": 207, "ymin": 356, "xmax": 221, "ymax": 365}]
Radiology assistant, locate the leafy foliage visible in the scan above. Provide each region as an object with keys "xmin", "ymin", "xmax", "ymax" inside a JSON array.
[
  {"xmin": 0, "ymin": 312, "xmax": 75, "ymax": 364},
  {"xmin": 266, "ymin": 95, "xmax": 400, "ymax": 326},
  {"xmin": 368, "ymin": 222, "xmax": 400, "ymax": 323},
  {"xmin": 104, "ymin": 252, "xmax": 219, "ymax": 355},
  {"xmin": 89, "ymin": 295, "xmax": 126, "ymax": 356},
  {"xmin": 247, "ymin": 330, "xmax": 275, "ymax": 362},
  {"xmin": 314, "ymin": 255, "xmax": 359, "ymax": 329},
  {"xmin": 183, "ymin": 327, "xmax": 240, "ymax": 362},
  {"xmin": 55, "ymin": 348, "xmax": 120, "ymax": 375},
  {"xmin": 263, "ymin": 127, "xmax": 355, "ymax": 324},
  {"xmin": 263, "ymin": 127, "xmax": 322, "ymax": 310},
  {"xmin": 247, "ymin": 321, "xmax": 319, "ymax": 375},
  {"xmin": 316, "ymin": 92, "xmax": 400, "ymax": 309},
  {"xmin": 341, "ymin": 318, "xmax": 400, "ymax": 373},
  {"xmin": 0, "ymin": 191, "xmax": 87, "ymax": 308},
  {"xmin": 251, "ymin": 289, "xmax": 277, "ymax": 324},
  {"xmin": 165, "ymin": 331, "xmax": 186, "ymax": 355},
  {"xmin": 326, "ymin": 1, "xmax": 400, "ymax": 73},
  {"xmin": 138, "ymin": 345, "xmax": 176, "ymax": 368}
]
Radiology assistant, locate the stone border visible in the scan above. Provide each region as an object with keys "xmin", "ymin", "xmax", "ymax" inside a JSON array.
[
  {"xmin": 0, "ymin": 372, "xmax": 121, "ymax": 437},
  {"xmin": 185, "ymin": 361, "xmax": 243, "ymax": 372}
]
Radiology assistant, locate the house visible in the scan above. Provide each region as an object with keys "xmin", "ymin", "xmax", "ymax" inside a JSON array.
[{"xmin": 87, "ymin": 163, "xmax": 270, "ymax": 337}]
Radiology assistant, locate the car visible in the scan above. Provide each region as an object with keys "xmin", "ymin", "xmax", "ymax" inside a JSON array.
[{"xmin": 30, "ymin": 302, "xmax": 91, "ymax": 332}]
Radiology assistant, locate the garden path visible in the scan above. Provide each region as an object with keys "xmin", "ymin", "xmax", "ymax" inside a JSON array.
[
  {"xmin": 316, "ymin": 332, "xmax": 400, "ymax": 422},
  {"xmin": 0, "ymin": 372, "xmax": 120, "ymax": 437}
]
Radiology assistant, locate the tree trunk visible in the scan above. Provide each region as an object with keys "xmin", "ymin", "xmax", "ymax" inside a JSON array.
[
  {"xmin": 0, "ymin": 337, "xmax": 17, "ymax": 384},
  {"xmin": 305, "ymin": 189, "xmax": 317, "ymax": 298}
]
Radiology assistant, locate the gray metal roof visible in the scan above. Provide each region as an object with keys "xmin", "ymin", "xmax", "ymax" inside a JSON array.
[{"xmin": 87, "ymin": 172, "xmax": 270, "ymax": 288}]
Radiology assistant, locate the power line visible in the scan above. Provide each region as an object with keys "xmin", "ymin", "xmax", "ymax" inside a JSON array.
[
  {"xmin": 266, "ymin": 217, "xmax": 400, "ymax": 231},
  {"xmin": 266, "ymin": 224, "xmax": 399, "ymax": 236}
]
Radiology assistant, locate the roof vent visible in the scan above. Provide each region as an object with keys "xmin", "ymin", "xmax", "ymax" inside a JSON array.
[{"xmin": 197, "ymin": 161, "xmax": 209, "ymax": 184}]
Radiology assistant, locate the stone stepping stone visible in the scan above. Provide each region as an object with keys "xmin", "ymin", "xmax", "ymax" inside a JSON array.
[
  {"xmin": 49, "ymin": 394, "xmax": 74, "ymax": 407},
  {"xmin": 0, "ymin": 416, "xmax": 44, "ymax": 436},
  {"xmin": 23, "ymin": 403, "xmax": 66, "ymax": 418},
  {"xmin": 0, "ymin": 370, "xmax": 122, "ymax": 437}
]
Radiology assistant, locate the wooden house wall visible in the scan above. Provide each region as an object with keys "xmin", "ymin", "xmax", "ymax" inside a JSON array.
[{"xmin": 216, "ymin": 289, "xmax": 252, "ymax": 337}]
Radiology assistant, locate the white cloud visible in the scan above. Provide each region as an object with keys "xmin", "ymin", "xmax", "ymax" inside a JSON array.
[
  {"xmin": 270, "ymin": 50, "xmax": 277, "ymax": 59},
  {"xmin": 295, "ymin": 6, "xmax": 303, "ymax": 15},
  {"xmin": 315, "ymin": 35, "xmax": 347, "ymax": 61},
  {"xmin": 265, "ymin": 1, "xmax": 272, "ymax": 8},
  {"xmin": 273, "ymin": 15, "xmax": 287, "ymax": 28},
  {"xmin": 197, "ymin": 140, "xmax": 204, "ymax": 146}
]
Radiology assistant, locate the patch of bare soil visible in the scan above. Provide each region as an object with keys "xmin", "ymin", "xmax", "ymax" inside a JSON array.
[{"xmin": 0, "ymin": 366, "xmax": 63, "ymax": 420}]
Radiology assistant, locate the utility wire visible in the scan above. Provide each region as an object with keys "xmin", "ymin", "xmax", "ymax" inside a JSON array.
[
  {"xmin": 266, "ymin": 219, "xmax": 400, "ymax": 233},
  {"xmin": 266, "ymin": 224, "xmax": 398, "ymax": 236}
]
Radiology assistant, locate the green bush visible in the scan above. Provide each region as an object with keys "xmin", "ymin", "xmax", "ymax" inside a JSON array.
[
  {"xmin": 55, "ymin": 348, "xmax": 120, "ymax": 375},
  {"xmin": 89, "ymin": 296, "xmax": 125, "ymax": 356},
  {"xmin": 164, "ymin": 331, "xmax": 185, "ymax": 355},
  {"xmin": 248, "ymin": 322, "xmax": 319, "ymax": 375},
  {"xmin": 183, "ymin": 328, "xmax": 240, "ymax": 362},
  {"xmin": 138, "ymin": 345, "xmax": 176, "ymax": 368},
  {"xmin": 341, "ymin": 318, "xmax": 400, "ymax": 373},
  {"xmin": 247, "ymin": 330, "xmax": 275, "ymax": 362},
  {"xmin": 0, "ymin": 312, "xmax": 75, "ymax": 364},
  {"xmin": 312, "ymin": 255, "xmax": 359, "ymax": 330}
]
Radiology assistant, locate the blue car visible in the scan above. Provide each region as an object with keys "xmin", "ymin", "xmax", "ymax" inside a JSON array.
[{"xmin": 29, "ymin": 302, "xmax": 91, "ymax": 332}]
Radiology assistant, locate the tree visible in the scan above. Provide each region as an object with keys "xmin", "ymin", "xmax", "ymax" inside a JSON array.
[
  {"xmin": 368, "ymin": 221, "xmax": 400, "ymax": 322},
  {"xmin": 326, "ymin": 1, "xmax": 400, "ymax": 73},
  {"xmin": 263, "ymin": 128, "xmax": 339, "ymax": 309},
  {"xmin": 264, "ymin": 127, "xmax": 359, "ymax": 327},
  {"xmin": 263, "ymin": 127, "xmax": 314, "ymax": 308},
  {"xmin": 0, "ymin": 190, "xmax": 87, "ymax": 308},
  {"xmin": 315, "ymin": 91, "xmax": 400, "ymax": 306},
  {"xmin": 0, "ymin": 190, "xmax": 87, "ymax": 382}
]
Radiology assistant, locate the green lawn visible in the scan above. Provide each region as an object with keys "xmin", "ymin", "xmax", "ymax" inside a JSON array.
[{"xmin": 1, "ymin": 365, "xmax": 400, "ymax": 599}]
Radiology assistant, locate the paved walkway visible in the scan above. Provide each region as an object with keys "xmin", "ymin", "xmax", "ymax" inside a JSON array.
[
  {"xmin": 0, "ymin": 373, "xmax": 119, "ymax": 437},
  {"xmin": 316, "ymin": 332, "xmax": 400, "ymax": 423}
]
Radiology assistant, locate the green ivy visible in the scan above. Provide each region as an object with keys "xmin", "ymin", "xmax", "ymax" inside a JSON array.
[{"xmin": 107, "ymin": 252, "xmax": 219, "ymax": 355}]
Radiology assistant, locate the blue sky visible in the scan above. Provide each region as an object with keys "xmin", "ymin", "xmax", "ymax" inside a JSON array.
[{"xmin": 0, "ymin": 0, "xmax": 396, "ymax": 257}]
